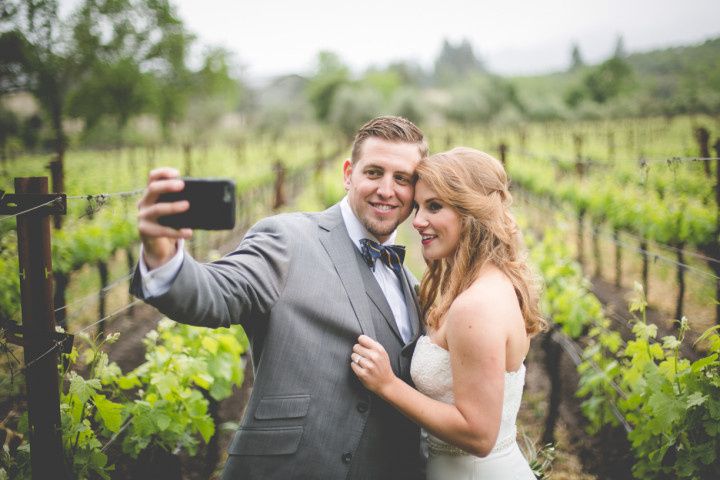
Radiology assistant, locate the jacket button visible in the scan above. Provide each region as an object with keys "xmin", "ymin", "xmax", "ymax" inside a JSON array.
[
  {"xmin": 342, "ymin": 452, "xmax": 352, "ymax": 463},
  {"xmin": 356, "ymin": 402, "xmax": 368, "ymax": 413}
]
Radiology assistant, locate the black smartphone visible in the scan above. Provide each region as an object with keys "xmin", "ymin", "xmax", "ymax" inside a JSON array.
[{"xmin": 157, "ymin": 178, "xmax": 236, "ymax": 230}]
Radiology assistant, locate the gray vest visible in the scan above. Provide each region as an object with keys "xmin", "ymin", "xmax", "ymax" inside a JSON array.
[{"xmin": 346, "ymin": 247, "xmax": 423, "ymax": 480}]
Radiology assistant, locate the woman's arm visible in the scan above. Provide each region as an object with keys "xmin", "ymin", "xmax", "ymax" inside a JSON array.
[{"xmin": 351, "ymin": 290, "xmax": 510, "ymax": 457}]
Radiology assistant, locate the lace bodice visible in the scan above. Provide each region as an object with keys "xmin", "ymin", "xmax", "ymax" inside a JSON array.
[{"xmin": 410, "ymin": 335, "xmax": 526, "ymax": 457}]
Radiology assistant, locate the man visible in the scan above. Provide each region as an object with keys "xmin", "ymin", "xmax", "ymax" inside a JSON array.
[{"xmin": 131, "ymin": 116, "xmax": 428, "ymax": 479}]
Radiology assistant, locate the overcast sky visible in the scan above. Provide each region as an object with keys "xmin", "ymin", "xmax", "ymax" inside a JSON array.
[{"xmin": 67, "ymin": 0, "xmax": 720, "ymax": 80}]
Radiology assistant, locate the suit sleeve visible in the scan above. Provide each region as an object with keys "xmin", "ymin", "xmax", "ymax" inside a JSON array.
[{"xmin": 131, "ymin": 216, "xmax": 291, "ymax": 331}]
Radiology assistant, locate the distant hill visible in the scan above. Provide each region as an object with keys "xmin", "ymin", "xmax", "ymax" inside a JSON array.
[
  {"xmin": 627, "ymin": 37, "xmax": 720, "ymax": 77},
  {"xmin": 507, "ymin": 36, "xmax": 720, "ymax": 119}
]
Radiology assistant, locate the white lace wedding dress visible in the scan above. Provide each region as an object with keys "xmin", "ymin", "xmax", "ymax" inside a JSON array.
[{"xmin": 410, "ymin": 335, "xmax": 535, "ymax": 480}]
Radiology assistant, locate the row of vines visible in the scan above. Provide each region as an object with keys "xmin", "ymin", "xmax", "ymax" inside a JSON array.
[{"xmin": 0, "ymin": 130, "xmax": 344, "ymax": 478}]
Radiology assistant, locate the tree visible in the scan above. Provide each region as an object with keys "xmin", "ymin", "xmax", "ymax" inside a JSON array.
[
  {"xmin": 361, "ymin": 68, "xmax": 403, "ymax": 101},
  {"xmin": 67, "ymin": 0, "xmax": 195, "ymax": 143},
  {"xmin": 433, "ymin": 38, "xmax": 485, "ymax": 85},
  {"xmin": 0, "ymin": 0, "xmax": 80, "ymax": 170},
  {"xmin": 306, "ymin": 51, "xmax": 350, "ymax": 122},
  {"xmin": 613, "ymin": 35, "xmax": 627, "ymax": 59},
  {"xmin": 1, "ymin": 0, "xmax": 194, "ymax": 153},
  {"xmin": 570, "ymin": 43, "xmax": 585, "ymax": 71},
  {"xmin": 181, "ymin": 47, "xmax": 246, "ymax": 142},
  {"xmin": 583, "ymin": 57, "xmax": 633, "ymax": 103},
  {"xmin": 328, "ymin": 85, "xmax": 382, "ymax": 139}
]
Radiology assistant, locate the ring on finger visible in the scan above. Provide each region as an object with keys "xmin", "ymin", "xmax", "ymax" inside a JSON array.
[{"xmin": 354, "ymin": 354, "xmax": 364, "ymax": 367}]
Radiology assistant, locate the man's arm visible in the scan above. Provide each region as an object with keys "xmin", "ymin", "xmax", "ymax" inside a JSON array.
[
  {"xmin": 137, "ymin": 239, "xmax": 185, "ymax": 298},
  {"xmin": 132, "ymin": 168, "xmax": 291, "ymax": 330},
  {"xmin": 132, "ymin": 216, "xmax": 291, "ymax": 331}
]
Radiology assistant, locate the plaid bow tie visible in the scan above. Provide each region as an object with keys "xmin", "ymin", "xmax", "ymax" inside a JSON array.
[{"xmin": 360, "ymin": 238, "xmax": 406, "ymax": 276}]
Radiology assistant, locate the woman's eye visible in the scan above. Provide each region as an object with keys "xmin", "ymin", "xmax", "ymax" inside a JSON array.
[{"xmin": 429, "ymin": 202, "xmax": 442, "ymax": 212}]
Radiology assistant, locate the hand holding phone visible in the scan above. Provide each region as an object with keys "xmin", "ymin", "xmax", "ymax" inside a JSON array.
[{"xmin": 157, "ymin": 178, "xmax": 236, "ymax": 230}]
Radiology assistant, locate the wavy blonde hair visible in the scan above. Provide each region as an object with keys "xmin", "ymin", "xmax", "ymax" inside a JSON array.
[{"xmin": 417, "ymin": 147, "xmax": 546, "ymax": 336}]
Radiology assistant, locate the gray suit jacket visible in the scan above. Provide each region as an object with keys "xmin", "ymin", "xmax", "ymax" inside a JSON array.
[{"xmin": 131, "ymin": 204, "xmax": 424, "ymax": 479}]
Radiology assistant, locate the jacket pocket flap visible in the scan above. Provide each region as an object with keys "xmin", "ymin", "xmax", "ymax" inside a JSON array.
[
  {"xmin": 228, "ymin": 426, "xmax": 303, "ymax": 456},
  {"xmin": 254, "ymin": 395, "xmax": 311, "ymax": 420}
]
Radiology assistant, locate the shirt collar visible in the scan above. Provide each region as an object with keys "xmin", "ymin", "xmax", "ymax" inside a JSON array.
[{"xmin": 340, "ymin": 196, "xmax": 397, "ymax": 250}]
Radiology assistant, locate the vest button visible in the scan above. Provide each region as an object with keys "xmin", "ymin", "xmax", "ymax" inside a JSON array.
[
  {"xmin": 342, "ymin": 452, "xmax": 352, "ymax": 464},
  {"xmin": 357, "ymin": 402, "xmax": 368, "ymax": 413}
]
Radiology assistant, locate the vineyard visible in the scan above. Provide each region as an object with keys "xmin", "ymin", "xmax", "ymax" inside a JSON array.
[{"xmin": 1, "ymin": 115, "xmax": 720, "ymax": 479}]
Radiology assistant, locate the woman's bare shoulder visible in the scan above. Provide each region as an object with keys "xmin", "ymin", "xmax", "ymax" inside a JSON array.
[{"xmin": 450, "ymin": 266, "xmax": 519, "ymax": 318}]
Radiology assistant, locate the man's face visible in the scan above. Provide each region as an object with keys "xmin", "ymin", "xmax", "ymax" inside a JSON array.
[{"xmin": 343, "ymin": 137, "xmax": 421, "ymax": 243}]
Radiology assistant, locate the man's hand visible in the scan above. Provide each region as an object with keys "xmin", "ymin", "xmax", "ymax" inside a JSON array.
[
  {"xmin": 137, "ymin": 168, "xmax": 193, "ymax": 270},
  {"xmin": 351, "ymin": 335, "xmax": 399, "ymax": 398}
]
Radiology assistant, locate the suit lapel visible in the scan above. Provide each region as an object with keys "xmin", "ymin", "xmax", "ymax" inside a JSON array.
[
  {"xmin": 400, "ymin": 268, "xmax": 422, "ymax": 340},
  {"xmin": 318, "ymin": 206, "xmax": 376, "ymax": 339},
  {"xmin": 400, "ymin": 267, "xmax": 424, "ymax": 358}
]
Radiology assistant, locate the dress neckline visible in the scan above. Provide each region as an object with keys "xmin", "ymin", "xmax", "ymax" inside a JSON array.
[{"xmin": 418, "ymin": 335, "xmax": 526, "ymax": 376}]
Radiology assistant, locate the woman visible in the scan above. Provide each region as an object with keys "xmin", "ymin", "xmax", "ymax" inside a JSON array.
[{"xmin": 351, "ymin": 147, "xmax": 546, "ymax": 479}]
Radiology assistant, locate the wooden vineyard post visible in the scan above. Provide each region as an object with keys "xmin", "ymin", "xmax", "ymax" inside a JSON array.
[
  {"xmin": 48, "ymin": 158, "xmax": 64, "ymax": 229},
  {"xmin": 576, "ymin": 208, "xmax": 586, "ymax": 267},
  {"xmin": 675, "ymin": 242, "xmax": 686, "ymax": 323},
  {"xmin": 541, "ymin": 327, "xmax": 561, "ymax": 445},
  {"xmin": 695, "ymin": 127, "xmax": 711, "ymax": 177},
  {"xmin": 640, "ymin": 236, "xmax": 649, "ymax": 299},
  {"xmin": 573, "ymin": 133, "xmax": 585, "ymax": 176},
  {"xmin": 592, "ymin": 223, "xmax": 602, "ymax": 278},
  {"xmin": 607, "ymin": 130, "xmax": 615, "ymax": 162},
  {"xmin": 183, "ymin": 143, "xmax": 193, "ymax": 177},
  {"xmin": 97, "ymin": 260, "xmax": 109, "ymax": 336},
  {"xmin": 713, "ymin": 139, "xmax": 720, "ymax": 324},
  {"xmin": 7, "ymin": 177, "xmax": 70, "ymax": 480},
  {"xmin": 498, "ymin": 143, "xmax": 508, "ymax": 168},
  {"xmin": 273, "ymin": 160, "xmax": 286, "ymax": 210},
  {"xmin": 614, "ymin": 228, "xmax": 622, "ymax": 288},
  {"xmin": 48, "ymin": 158, "xmax": 68, "ymax": 329}
]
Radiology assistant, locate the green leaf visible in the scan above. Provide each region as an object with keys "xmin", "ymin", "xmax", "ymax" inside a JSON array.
[
  {"xmin": 116, "ymin": 375, "xmax": 141, "ymax": 390},
  {"xmin": 150, "ymin": 372, "xmax": 179, "ymax": 399},
  {"xmin": 193, "ymin": 415, "xmax": 215, "ymax": 443},
  {"xmin": 690, "ymin": 353, "xmax": 718, "ymax": 373},
  {"xmin": 69, "ymin": 372, "xmax": 102, "ymax": 405},
  {"xmin": 685, "ymin": 392, "xmax": 707, "ymax": 408},
  {"xmin": 201, "ymin": 336, "xmax": 219, "ymax": 354},
  {"xmin": 192, "ymin": 372, "xmax": 214, "ymax": 390},
  {"xmin": 154, "ymin": 413, "xmax": 171, "ymax": 431},
  {"xmin": 93, "ymin": 395, "xmax": 124, "ymax": 433},
  {"xmin": 661, "ymin": 335, "xmax": 681, "ymax": 350}
]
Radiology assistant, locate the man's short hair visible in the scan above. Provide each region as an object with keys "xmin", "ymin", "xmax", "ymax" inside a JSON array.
[{"xmin": 350, "ymin": 116, "xmax": 428, "ymax": 164}]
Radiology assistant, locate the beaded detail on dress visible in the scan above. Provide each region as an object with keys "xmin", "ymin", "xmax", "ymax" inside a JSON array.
[{"xmin": 410, "ymin": 335, "xmax": 526, "ymax": 457}]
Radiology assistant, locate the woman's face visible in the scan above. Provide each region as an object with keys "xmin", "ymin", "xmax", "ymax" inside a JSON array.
[{"xmin": 412, "ymin": 180, "xmax": 462, "ymax": 261}]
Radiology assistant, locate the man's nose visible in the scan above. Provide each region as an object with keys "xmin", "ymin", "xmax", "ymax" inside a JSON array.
[{"xmin": 376, "ymin": 175, "xmax": 395, "ymax": 198}]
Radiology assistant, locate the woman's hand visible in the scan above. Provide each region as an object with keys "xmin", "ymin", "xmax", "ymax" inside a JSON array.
[{"xmin": 350, "ymin": 335, "xmax": 398, "ymax": 397}]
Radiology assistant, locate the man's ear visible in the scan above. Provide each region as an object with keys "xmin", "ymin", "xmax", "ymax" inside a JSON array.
[{"xmin": 342, "ymin": 159, "xmax": 352, "ymax": 191}]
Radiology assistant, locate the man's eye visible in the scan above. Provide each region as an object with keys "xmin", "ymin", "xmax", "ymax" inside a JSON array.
[
  {"xmin": 395, "ymin": 175, "xmax": 410, "ymax": 185},
  {"xmin": 366, "ymin": 169, "xmax": 382, "ymax": 177}
]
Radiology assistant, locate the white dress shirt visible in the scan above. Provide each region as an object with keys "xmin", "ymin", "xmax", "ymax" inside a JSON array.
[
  {"xmin": 339, "ymin": 196, "xmax": 413, "ymax": 343},
  {"xmin": 139, "ymin": 197, "xmax": 412, "ymax": 343}
]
